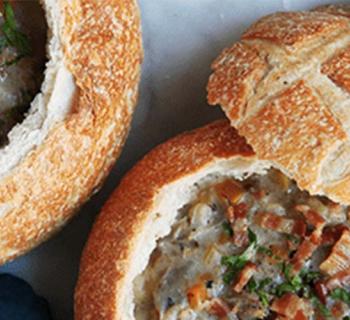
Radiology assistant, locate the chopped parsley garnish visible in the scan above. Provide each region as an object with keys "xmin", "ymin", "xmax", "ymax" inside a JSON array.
[
  {"xmin": 257, "ymin": 245, "xmax": 273, "ymax": 257},
  {"xmin": 221, "ymin": 228, "xmax": 257, "ymax": 284},
  {"xmin": 248, "ymin": 277, "xmax": 272, "ymax": 307},
  {"xmin": 0, "ymin": 1, "xmax": 31, "ymax": 66},
  {"xmin": 273, "ymin": 263, "xmax": 321, "ymax": 298},
  {"xmin": 311, "ymin": 295, "xmax": 331, "ymax": 318},
  {"xmin": 222, "ymin": 221, "xmax": 233, "ymax": 237},
  {"xmin": 331, "ymin": 288, "xmax": 350, "ymax": 305},
  {"xmin": 300, "ymin": 269, "xmax": 322, "ymax": 284}
]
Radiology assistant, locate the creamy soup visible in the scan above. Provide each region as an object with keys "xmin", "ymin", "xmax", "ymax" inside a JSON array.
[
  {"xmin": 0, "ymin": 1, "xmax": 46, "ymax": 145},
  {"xmin": 134, "ymin": 169, "xmax": 350, "ymax": 319}
]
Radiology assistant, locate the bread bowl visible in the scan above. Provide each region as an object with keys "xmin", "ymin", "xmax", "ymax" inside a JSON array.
[
  {"xmin": 0, "ymin": 0, "xmax": 142, "ymax": 264},
  {"xmin": 75, "ymin": 120, "xmax": 350, "ymax": 319},
  {"xmin": 207, "ymin": 4, "xmax": 350, "ymax": 205}
]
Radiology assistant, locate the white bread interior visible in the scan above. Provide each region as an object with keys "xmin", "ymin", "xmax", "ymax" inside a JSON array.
[{"xmin": 0, "ymin": 0, "xmax": 76, "ymax": 178}]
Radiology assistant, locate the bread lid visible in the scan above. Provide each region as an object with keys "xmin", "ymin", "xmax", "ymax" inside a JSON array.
[
  {"xmin": 0, "ymin": 0, "xmax": 142, "ymax": 264},
  {"xmin": 207, "ymin": 5, "xmax": 350, "ymax": 204}
]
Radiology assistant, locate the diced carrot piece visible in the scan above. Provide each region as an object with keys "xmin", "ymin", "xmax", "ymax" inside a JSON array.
[
  {"xmin": 187, "ymin": 283, "xmax": 207, "ymax": 309},
  {"xmin": 215, "ymin": 180, "xmax": 244, "ymax": 204}
]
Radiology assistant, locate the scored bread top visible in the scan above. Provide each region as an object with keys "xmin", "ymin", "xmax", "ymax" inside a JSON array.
[{"xmin": 207, "ymin": 5, "xmax": 350, "ymax": 204}]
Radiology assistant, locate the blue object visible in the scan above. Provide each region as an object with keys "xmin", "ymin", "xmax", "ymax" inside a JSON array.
[{"xmin": 0, "ymin": 274, "xmax": 51, "ymax": 320}]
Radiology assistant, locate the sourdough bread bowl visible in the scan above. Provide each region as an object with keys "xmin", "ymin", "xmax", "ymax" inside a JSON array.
[
  {"xmin": 0, "ymin": 0, "xmax": 142, "ymax": 264},
  {"xmin": 207, "ymin": 4, "xmax": 350, "ymax": 205},
  {"xmin": 75, "ymin": 120, "xmax": 350, "ymax": 319}
]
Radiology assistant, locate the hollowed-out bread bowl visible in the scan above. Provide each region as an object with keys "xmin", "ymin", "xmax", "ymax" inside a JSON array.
[
  {"xmin": 75, "ymin": 120, "xmax": 350, "ymax": 319},
  {"xmin": 0, "ymin": 0, "xmax": 142, "ymax": 264}
]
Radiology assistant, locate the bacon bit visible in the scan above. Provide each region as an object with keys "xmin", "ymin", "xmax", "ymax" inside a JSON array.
[
  {"xmin": 233, "ymin": 203, "xmax": 248, "ymax": 218},
  {"xmin": 252, "ymin": 189, "xmax": 266, "ymax": 200},
  {"xmin": 233, "ymin": 262, "xmax": 257, "ymax": 293},
  {"xmin": 331, "ymin": 301, "xmax": 345, "ymax": 318},
  {"xmin": 294, "ymin": 204, "xmax": 311, "ymax": 214},
  {"xmin": 271, "ymin": 293, "xmax": 307, "ymax": 318},
  {"xmin": 325, "ymin": 269, "xmax": 350, "ymax": 290},
  {"xmin": 265, "ymin": 244, "xmax": 288, "ymax": 264},
  {"xmin": 290, "ymin": 210, "xmax": 326, "ymax": 274},
  {"xmin": 187, "ymin": 283, "xmax": 207, "ymax": 309},
  {"xmin": 295, "ymin": 310, "xmax": 308, "ymax": 320},
  {"xmin": 215, "ymin": 180, "xmax": 244, "ymax": 205},
  {"xmin": 320, "ymin": 230, "xmax": 350, "ymax": 276},
  {"xmin": 232, "ymin": 203, "xmax": 249, "ymax": 246},
  {"xmin": 303, "ymin": 210, "xmax": 325, "ymax": 228},
  {"xmin": 208, "ymin": 299, "xmax": 230, "ymax": 318},
  {"xmin": 291, "ymin": 239, "xmax": 318, "ymax": 274},
  {"xmin": 314, "ymin": 281, "xmax": 328, "ymax": 304},
  {"xmin": 254, "ymin": 212, "xmax": 306, "ymax": 237},
  {"xmin": 322, "ymin": 225, "xmax": 350, "ymax": 246},
  {"xmin": 295, "ymin": 207, "xmax": 326, "ymax": 243}
]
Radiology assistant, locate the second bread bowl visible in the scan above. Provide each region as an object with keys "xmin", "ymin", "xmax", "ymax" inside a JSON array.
[{"xmin": 75, "ymin": 120, "xmax": 350, "ymax": 319}]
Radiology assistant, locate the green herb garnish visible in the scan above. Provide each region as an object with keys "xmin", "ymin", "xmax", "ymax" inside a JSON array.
[
  {"xmin": 331, "ymin": 288, "xmax": 350, "ymax": 305},
  {"xmin": 221, "ymin": 228, "xmax": 257, "ymax": 284},
  {"xmin": 222, "ymin": 221, "xmax": 233, "ymax": 237},
  {"xmin": 300, "ymin": 269, "xmax": 322, "ymax": 284},
  {"xmin": 0, "ymin": 1, "xmax": 31, "ymax": 66},
  {"xmin": 311, "ymin": 295, "xmax": 331, "ymax": 318},
  {"xmin": 248, "ymin": 277, "xmax": 272, "ymax": 307},
  {"xmin": 257, "ymin": 245, "xmax": 273, "ymax": 257}
]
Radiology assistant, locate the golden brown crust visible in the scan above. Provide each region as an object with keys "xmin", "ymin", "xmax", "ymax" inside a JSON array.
[
  {"xmin": 322, "ymin": 46, "xmax": 350, "ymax": 93},
  {"xmin": 314, "ymin": 4, "xmax": 350, "ymax": 18},
  {"xmin": 74, "ymin": 120, "xmax": 255, "ymax": 320},
  {"xmin": 239, "ymin": 80, "xmax": 346, "ymax": 189},
  {"xmin": 207, "ymin": 6, "xmax": 350, "ymax": 203},
  {"xmin": 243, "ymin": 11, "xmax": 347, "ymax": 46},
  {"xmin": 0, "ymin": 0, "xmax": 142, "ymax": 264},
  {"xmin": 207, "ymin": 43, "xmax": 268, "ymax": 122}
]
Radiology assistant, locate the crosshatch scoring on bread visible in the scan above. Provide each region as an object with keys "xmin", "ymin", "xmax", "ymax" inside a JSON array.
[
  {"xmin": 207, "ymin": 4, "xmax": 350, "ymax": 204},
  {"xmin": 133, "ymin": 169, "xmax": 350, "ymax": 319}
]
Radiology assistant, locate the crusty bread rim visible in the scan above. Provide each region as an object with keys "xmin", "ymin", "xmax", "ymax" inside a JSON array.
[
  {"xmin": 0, "ymin": 0, "xmax": 142, "ymax": 264},
  {"xmin": 75, "ymin": 120, "xmax": 272, "ymax": 320}
]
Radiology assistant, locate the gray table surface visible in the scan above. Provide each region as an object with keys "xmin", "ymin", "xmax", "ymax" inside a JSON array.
[{"xmin": 0, "ymin": 0, "xmax": 344, "ymax": 318}]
